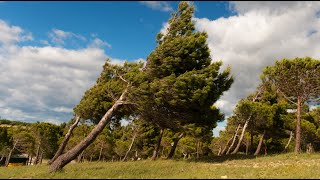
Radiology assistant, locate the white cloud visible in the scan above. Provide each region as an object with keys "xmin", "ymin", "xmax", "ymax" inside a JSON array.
[
  {"xmin": 53, "ymin": 106, "xmax": 73, "ymax": 113},
  {"xmin": 48, "ymin": 28, "xmax": 86, "ymax": 46},
  {"xmin": 160, "ymin": 22, "xmax": 169, "ymax": 35},
  {"xmin": 0, "ymin": 20, "xmax": 126, "ymax": 124},
  {"xmin": 192, "ymin": 1, "xmax": 320, "ymax": 123},
  {"xmin": 140, "ymin": 1, "xmax": 173, "ymax": 12},
  {"xmin": 88, "ymin": 38, "xmax": 112, "ymax": 49},
  {"xmin": 0, "ymin": 20, "xmax": 33, "ymax": 45}
]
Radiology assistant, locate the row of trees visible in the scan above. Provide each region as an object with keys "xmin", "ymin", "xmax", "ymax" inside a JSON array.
[
  {"xmin": 213, "ymin": 57, "xmax": 320, "ymax": 156},
  {"xmin": 0, "ymin": 120, "xmax": 62, "ymax": 166}
]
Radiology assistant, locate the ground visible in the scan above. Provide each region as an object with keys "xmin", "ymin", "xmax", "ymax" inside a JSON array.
[{"xmin": 1, "ymin": 153, "xmax": 320, "ymax": 178}]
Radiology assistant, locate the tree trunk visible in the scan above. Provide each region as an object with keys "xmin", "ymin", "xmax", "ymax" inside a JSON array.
[
  {"xmin": 167, "ymin": 132, "xmax": 185, "ymax": 159},
  {"xmin": 5, "ymin": 140, "xmax": 18, "ymax": 167},
  {"xmin": 283, "ymin": 131, "xmax": 293, "ymax": 152},
  {"xmin": 217, "ymin": 146, "xmax": 222, "ymax": 156},
  {"xmin": 0, "ymin": 154, "xmax": 4, "ymax": 163},
  {"xmin": 245, "ymin": 138, "xmax": 249, "ymax": 155},
  {"xmin": 264, "ymin": 139, "xmax": 267, "ymax": 155},
  {"xmin": 221, "ymin": 135, "xmax": 233, "ymax": 155},
  {"xmin": 39, "ymin": 150, "xmax": 43, "ymax": 164},
  {"xmin": 254, "ymin": 131, "xmax": 265, "ymax": 156},
  {"xmin": 78, "ymin": 150, "xmax": 85, "ymax": 163},
  {"xmin": 295, "ymin": 96, "xmax": 302, "ymax": 154},
  {"xmin": 49, "ymin": 89, "xmax": 128, "ymax": 173},
  {"xmin": 226, "ymin": 124, "xmax": 241, "ymax": 155},
  {"xmin": 196, "ymin": 140, "xmax": 200, "ymax": 159},
  {"xmin": 123, "ymin": 133, "xmax": 137, "ymax": 162},
  {"xmin": 29, "ymin": 156, "xmax": 33, "ymax": 166},
  {"xmin": 34, "ymin": 142, "xmax": 41, "ymax": 165},
  {"xmin": 250, "ymin": 129, "xmax": 254, "ymax": 154},
  {"xmin": 48, "ymin": 116, "xmax": 81, "ymax": 165},
  {"xmin": 151, "ymin": 128, "xmax": 164, "ymax": 161},
  {"xmin": 98, "ymin": 146, "xmax": 103, "ymax": 161},
  {"xmin": 133, "ymin": 150, "xmax": 138, "ymax": 161},
  {"xmin": 231, "ymin": 119, "xmax": 250, "ymax": 155}
]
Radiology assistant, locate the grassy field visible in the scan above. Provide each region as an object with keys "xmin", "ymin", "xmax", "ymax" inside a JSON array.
[{"xmin": 1, "ymin": 153, "xmax": 320, "ymax": 179}]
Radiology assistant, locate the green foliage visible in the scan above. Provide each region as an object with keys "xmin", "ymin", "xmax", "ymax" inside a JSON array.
[
  {"xmin": 31, "ymin": 122, "xmax": 62, "ymax": 158},
  {"xmin": 0, "ymin": 119, "xmax": 31, "ymax": 126},
  {"xmin": 262, "ymin": 57, "xmax": 320, "ymax": 103},
  {"xmin": 74, "ymin": 60, "xmax": 144, "ymax": 124}
]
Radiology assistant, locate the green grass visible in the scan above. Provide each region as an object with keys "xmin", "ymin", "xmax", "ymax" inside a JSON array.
[{"xmin": 1, "ymin": 153, "xmax": 320, "ymax": 179}]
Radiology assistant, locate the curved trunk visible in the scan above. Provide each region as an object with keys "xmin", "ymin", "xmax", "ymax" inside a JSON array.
[
  {"xmin": 0, "ymin": 154, "xmax": 5, "ymax": 163},
  {"xmin": 295, "ymin": 96, "xmax": 302, "ymax": 154},
  {"xmin": 217, "ymin": 146, "xmax": 222, "ymax": 156},
  {"xmin": 5, "ymin": 140, "xmax": 18, "ymax": 167},
  {"xmin": 49, "ymin": 89, "xmax": 128, "ymax": 173},
  {"xmin": 231, "ymin": 119, "xmax": 249, "ymax": 155},
  {"xmin": 283, "ymin": 131, "xmax": 293, "ymax": 152},
  {"xmin": 226, "ymin": 124, "xmax": 241, "ymax": 155},
  {"xmin": 151, "ymin": 128, "xmax": 164, "ymax": 161},
  {"xmin": 254, "ymin": 131, "xmax": 265, "ymax": 156},
  {"xmin": 48, "ymin": 116, "xmax": 81, "ymax": 165},
  {"xmin": 221, "ymin": 135, "xmax": 233, "ymax": 155},
  {"xmin": 167, "ymin": 132, "xmax": 185, "ymax": 159},
  {"xmin": 122, "ymin": 133, "xmax": 137, "ymax": 162}
]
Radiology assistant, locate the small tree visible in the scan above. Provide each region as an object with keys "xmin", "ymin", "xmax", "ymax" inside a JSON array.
[{"xmin": 262, "ymin": 57, "xmax": 320, "ymax": 153}]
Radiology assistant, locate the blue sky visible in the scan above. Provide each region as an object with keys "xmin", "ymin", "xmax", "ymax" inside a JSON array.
[
  {"xmin": 0, "ymin": 1, "xmax": 320, "ymax": 137},
  {"xmin": 0, "ymin": 1, "xmax": 232, "ymax": 60}
]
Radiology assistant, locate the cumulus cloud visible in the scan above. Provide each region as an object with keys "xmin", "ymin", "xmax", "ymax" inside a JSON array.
[
  {"xmin": 140, "ymin": 1, "xmax": 173, "ymax": 12},
  {"xmin": 0, "ymin": 20, "xmax": 128, "ymax": 124},
  {"xmin": 193, "ymin": 1, "xmax": 320, "ymax": 120},
  {"xmin": 0, "ymin": 20, "xmax": 33, "ymax": 45}
]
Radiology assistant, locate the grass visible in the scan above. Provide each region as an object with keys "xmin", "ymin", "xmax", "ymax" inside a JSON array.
[{"xmin": 1, "ymin": 153, "xmax": 320, "ymax": 179}]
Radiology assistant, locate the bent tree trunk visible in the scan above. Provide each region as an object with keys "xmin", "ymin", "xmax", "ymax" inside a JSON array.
[
  {"xmin": 254, "ymin": 131, "xmax": 265, "ymax": 156},
  {"xmin": 231, "ymin": 119, "xmax": 250, "ymax": 155},
  {"xmin": 5, "ymin": 140, "xmax": 18, "ymax": 167},
  {"xmin": 122, "ymin": 133, "xmax": 137, "ymax": 162},
  {"xmin": 48, "ymin": 116, "xmax": 81, "ymax": 165},
  {"xmin": 295, "ymin": 96, "xmax": 302, "ymax": 154},
  {"xmin": 49, "ymin": 89, "xmax": 128, "ymax": 173},
  {"xmin": 221, "ymin": 135, "xmax": 234, "ymax": 155},
  {"xmin": 167, "ymin": 132, "xmax": 185, "ymax": 159},
  {"xmin": 217, "ymin": 146, "xmax": 222, "ymax": 156},
  {"xmin": 226, "ymin": 124, "xmax": 241, "ymax": 155},
  {"xmin": 283, "ymin": 131, "xmax": 293, "ymax": 152},
  {"xmin": 151, "ymin": 128, "xmax": 164, "ymax": 161}
]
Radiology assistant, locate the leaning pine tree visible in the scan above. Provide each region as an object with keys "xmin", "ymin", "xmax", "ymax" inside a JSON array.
[{"xmin": 49, "ymin": 1, "xmax": 233, "ymax": 172}]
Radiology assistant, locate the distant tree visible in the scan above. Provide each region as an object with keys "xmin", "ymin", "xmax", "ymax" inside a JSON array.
[{"xmin": 262, "ymin": 57, "xmax": 320, "ymax": 153}]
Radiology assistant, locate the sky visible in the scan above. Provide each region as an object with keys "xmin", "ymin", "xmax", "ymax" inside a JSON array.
[{"xmin": 0, "ymin": 1, "xmax": 320, "ymax": 136}]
